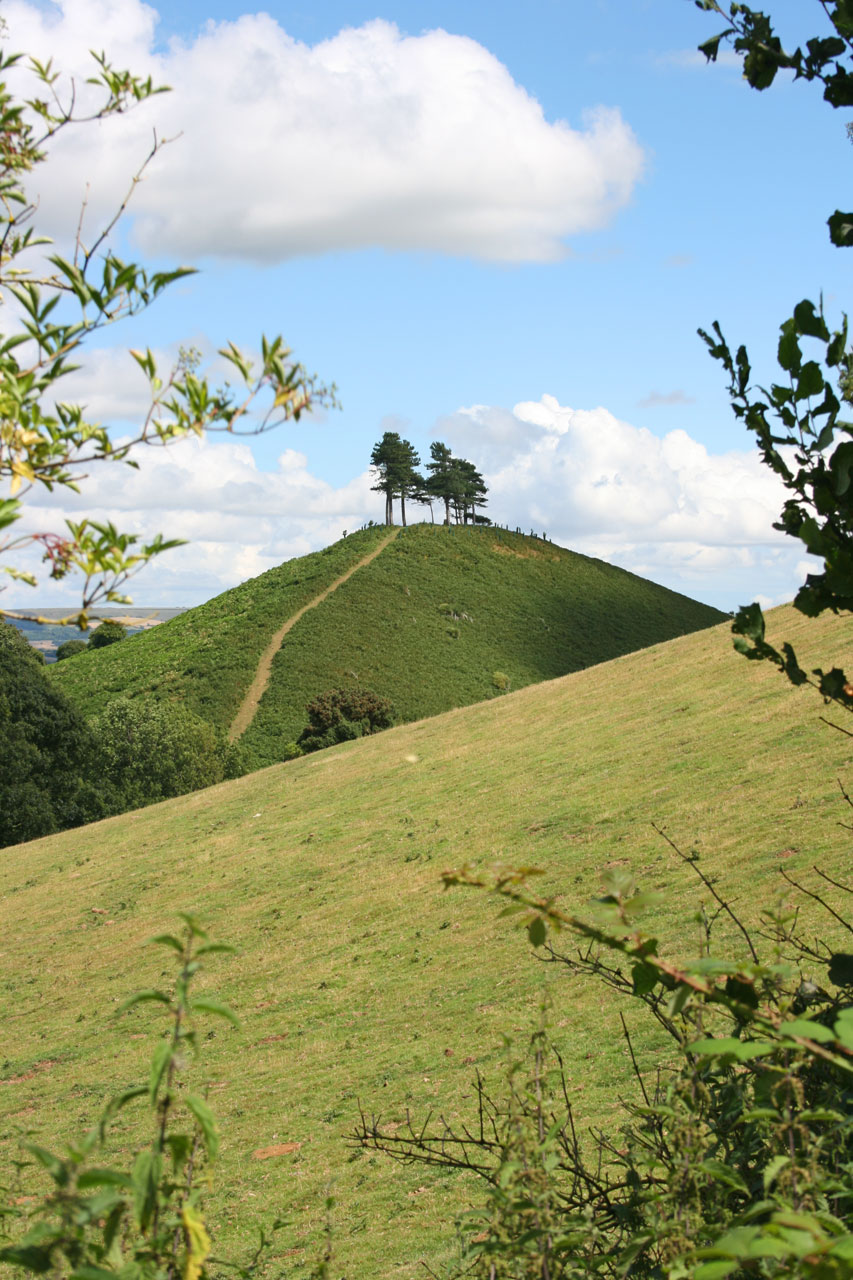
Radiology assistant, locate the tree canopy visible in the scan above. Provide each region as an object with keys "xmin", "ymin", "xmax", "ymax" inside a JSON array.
[
  {"xmin": 370, "ymin": 432, "xmax": 421, "ymax": 526},
  {"xmin": 371, "ymin": 435, "xmax": 489, "ymax": 526},
  {"xmin": 0, "ymin": 621, "xmax": 106, "ymax": 845}
]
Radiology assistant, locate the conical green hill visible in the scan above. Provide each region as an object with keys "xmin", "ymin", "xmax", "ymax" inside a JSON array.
[{"xmin": 50, "ymin": 523, "xmax": 725, "ymax": 767}]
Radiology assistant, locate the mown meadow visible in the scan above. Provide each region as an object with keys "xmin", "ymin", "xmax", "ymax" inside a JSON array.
[{"xmin": 2, "ymin": 604, "xmax": 850, "ymax": 1278}]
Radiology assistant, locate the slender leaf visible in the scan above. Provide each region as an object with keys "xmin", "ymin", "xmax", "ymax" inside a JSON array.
[{"xmin": 186, "ymin": 1093, "xmax": 219, "ymax": 1161}]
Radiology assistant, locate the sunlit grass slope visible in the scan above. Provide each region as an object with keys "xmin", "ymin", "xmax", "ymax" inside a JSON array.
[
  {"xmin": 4, "ymin": 607, "xmax": 850, "ymax": 1278},
  {"xmin": 54, "ymin": 522, "xmax": 725, "ymax": 766},
  {"xmin": 48, "ymin": 525, "xmax": 393, "ymax": 728}
]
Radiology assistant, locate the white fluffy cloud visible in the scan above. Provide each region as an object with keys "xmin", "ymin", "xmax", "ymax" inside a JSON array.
[
  {"xmin": 5, "ymin": 0, "xmax": 644, "ymax": 262},
  {"xmin": 437, "ymin": 395, "xmax": 816, "ymax": 609},
  {"xmin": 8, "ymin": 433, "xmax": 376, "ymax": 606}
]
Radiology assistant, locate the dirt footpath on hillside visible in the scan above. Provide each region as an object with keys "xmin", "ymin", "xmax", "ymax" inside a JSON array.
[{"xmin": 227, "ymin": 530, "xmax": 398, "ymax": 743}]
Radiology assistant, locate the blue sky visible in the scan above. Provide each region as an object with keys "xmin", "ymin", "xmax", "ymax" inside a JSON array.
[{"xmin": 4, "ymin": 0, "xmax": 848, "ymax": 610}]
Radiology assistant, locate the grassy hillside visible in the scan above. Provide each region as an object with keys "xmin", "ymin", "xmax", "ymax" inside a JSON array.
[
  {"xmin": 47, "ymin": 525, "xmax": 394, "ymax": 730},
  {"xmin": 2, "ymin": 606, "xmax": 850, "ymax": 1277},
  {"xmin": 51, "ymin": 524, "xmax": 725, "ymax": 767}
]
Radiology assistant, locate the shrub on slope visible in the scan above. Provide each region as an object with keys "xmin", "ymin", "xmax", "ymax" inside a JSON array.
[
  {"xmin": 241, "ymin": 524, "xmax": 726, "ymax": 766},
  {"xmin": 297, "ymin": 686, "xmax": 395, "ymax": 753}
]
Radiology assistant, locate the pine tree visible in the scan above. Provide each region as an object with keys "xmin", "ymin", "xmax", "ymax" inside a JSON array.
[
  {"xmin": 425, "ymin": 442, "xmax": 458, "ymax": 525},
  {"xmin": 370, "ymin": 432, "xmax": 404, "ymax": 525},
  {"xmin": 397, "ymin": 439, "xmax": 422, "ymax": 528},
  {"xmin": 370, "ymin": 433, "xmax": 421, "ymax": 525},
  {"xmin": 456, "ymin": 459, "xmax": 489, "ymax": 524}
]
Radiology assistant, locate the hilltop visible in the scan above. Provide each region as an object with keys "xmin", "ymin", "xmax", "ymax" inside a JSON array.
[
  {"xmin": 50, "ymin": 523, "xmax": 726, "ymax": 767},
  {"xmin": 4, "ymin": 604, "xmax": 850, "ymax": 1278}
]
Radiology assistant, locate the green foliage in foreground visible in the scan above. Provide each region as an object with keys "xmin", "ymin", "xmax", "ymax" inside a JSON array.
[
  {"xmin": 2, "ymin": 872, "xmax": 851, "ymax": 1279},
  {"xmin": 241, "ymin": 524, "xmax": 726, "ymax": 767},
  {"xmin": 0, "ymin": 919, "xmax": 316, "ymax": 1280},
  {"xmin": 359, "ymin": 862, "xmax": 853, "ymax": 1278},
  {"xmin": 697, "ymin": 4, "xmax": 853, "ymax": 708},
  {"xmin": 0, "ymin": 46, "xmax": 335, "ymax": 622},
  {"xmin": 49, "ymin": 526, "xmax": 393, "ymax": 730}
]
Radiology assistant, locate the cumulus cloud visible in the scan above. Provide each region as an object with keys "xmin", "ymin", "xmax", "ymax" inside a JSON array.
[
  {"xmin": 5, "ymin": 433, "xmax": 376, "ymax": 607},
  {"xmin": 5, "ymin": 0, "xmax": 645, "ymax": 262},
  {"xmin": 437, "ymin": 394, "xmax": 817, "ymax": 609}
]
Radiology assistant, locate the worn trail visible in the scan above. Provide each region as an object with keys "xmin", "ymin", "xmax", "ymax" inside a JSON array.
[{"xmin": 227, "ymin": 529, "xmax": 398, "ymax": 742}]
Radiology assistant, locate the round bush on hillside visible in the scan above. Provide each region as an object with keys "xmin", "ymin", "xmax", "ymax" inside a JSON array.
[
  {"xmin": 88, "ymin": 619, "xmax": 127, "ymax": 648},
  {"xmin": 297, "ymin": 687, "xmax": 395, "ymax": 754},
  {"xmin": 56, "ymin": 639, "xmax": 88, "ymax": 661}
]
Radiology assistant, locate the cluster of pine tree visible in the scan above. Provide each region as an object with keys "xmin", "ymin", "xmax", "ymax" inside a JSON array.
[{"xmin": 370, "ymin": 434, "xmax": 488, "ymax": 527}]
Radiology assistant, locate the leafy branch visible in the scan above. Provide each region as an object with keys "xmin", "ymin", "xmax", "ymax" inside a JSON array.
[{"xmin": 0, "ymin": 46, "xmax": 338, "ymax": 625}]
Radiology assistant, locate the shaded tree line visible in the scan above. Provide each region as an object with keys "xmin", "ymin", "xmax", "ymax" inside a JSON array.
[
  {"xmin": 0, "ymin": 622, "xmax": 238, "ymax": 848},
  {"xmin": 370, "ymin": 434, "xmax": 489, "ymax": 527}
]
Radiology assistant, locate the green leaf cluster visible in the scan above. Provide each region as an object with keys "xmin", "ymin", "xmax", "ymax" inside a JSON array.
[
  {"xmin": 0, "ymin": 919, "xmax": 245, "ymax": 1280},
  {"xmin": 0, "ymin": 46, "xmax": 336, "ymax": 625},
  {"xmin": 696, "ymin": 3, "xmax": 853, "ymax": 705},
  {"xmin": 362, "ymin": 862, "xmax": 853, "ymax": 1278}
]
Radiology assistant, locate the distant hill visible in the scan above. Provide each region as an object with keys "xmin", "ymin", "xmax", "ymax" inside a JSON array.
[
  {"xmin": 6, "ymin": 608, "xmax": 183, "ymax": 662},
  {"xmin": 50, "ymin": 523, "xmax": 726, "ymax": 767}
]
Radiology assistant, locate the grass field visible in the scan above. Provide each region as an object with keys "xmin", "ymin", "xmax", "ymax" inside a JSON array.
[
  {"xmin": 51, "ymin": 524, "xmax": 726, "ymax": 770},
  {"xmin": 2, "ymin": 605, "xmax": 851, "ymax": 1276}
]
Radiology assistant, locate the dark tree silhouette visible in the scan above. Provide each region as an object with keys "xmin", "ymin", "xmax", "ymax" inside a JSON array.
[
  {"xmin": 370, "ymin": 432, "xmax": 421, "ymax": 525},
  {"xmin": 425, "ymin": 442, "xmax": 460, "ymax": 525},
  {"xmin": 455, "ymin": 458, "xmax": 489, "ymax": 524},
  {"xmin": 397, "ymin": 438, "xmax": 421, "ymax": 527}
]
